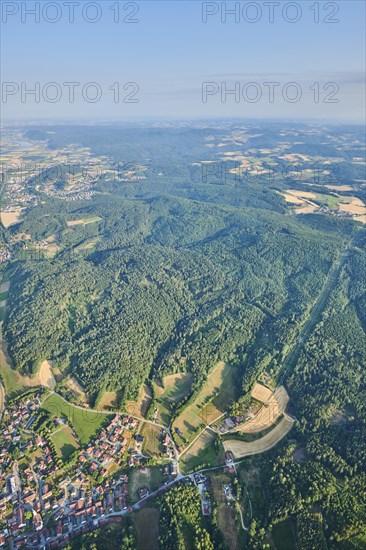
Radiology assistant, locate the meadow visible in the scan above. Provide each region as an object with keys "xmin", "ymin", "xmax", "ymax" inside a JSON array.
[{"xmin": 42, "ymin": 393, "xmax": 110, "ymax": 444}]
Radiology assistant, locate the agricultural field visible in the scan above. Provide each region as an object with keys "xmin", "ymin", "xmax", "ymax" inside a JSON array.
[
  {"xmin": 141, "ymin": 423, "xmax": 163, "ymax": 458},
  {"xmin": 180, "ymin": 430, "xmax": 223, "ymax": 473},
  {"xmin": 37, "ymin": 361, "xmax": 56, "ymax": 389},
  {"xmin": 282, "ymin": 189, "xmax": 366, "ymax": 222},
  {"xmin": 97, "ymin": 390, "xmax": 120, "ymax": 411},
  {"xmin": 223, "ymin": 415, "xmax": 295, "ymax": 459},
  {"xmin": 66, "ymin": 216, "xmax": 102, "ymax": 227},
  {"xmin": 0, "ymin": 209, "xmax": 24, "ymax": 228},
  {"xmin": 133, "ymin": 507, "xmax": 160, "ymax": 550},
  {"xmin": 65, "ymin": 376, "xmax": 87, "ymax": 404},
  {"xmin": 173, "ymin": 362, "xmax": 238, "ymax": 445},
  {"xmin": 41, "ymin": 392, "xmax": 110, "ymax": 444},
  {"xmin": 0, "ymin": 349, "xmax": 56, "ymax": 397},
  {"xmin": 50, "ymin": 425, "xmax": 79, "ymax": 461},
  {"xmin": 158, "ymin": 373, "xmax": 193, "ymax": 404},
  {"xmin": 235, "ymin": 385, "xmax": 289, "ymax": 434},
  {"xmin": 125, "ymin": 383, "xmax": 152, "ymax": 418},
  {"xmin": 152, "ymin": 372, "xmax": 193, "ymax": 425}
]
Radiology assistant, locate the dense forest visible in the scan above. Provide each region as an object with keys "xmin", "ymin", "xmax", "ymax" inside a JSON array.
[{"xmin": 5, "ymin": 192, "xmax": 344, "ymax": 402}]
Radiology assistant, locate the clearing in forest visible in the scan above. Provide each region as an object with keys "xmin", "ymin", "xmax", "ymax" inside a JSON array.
[
  {"xmin": 152, "ymin": 372, "xmax": 193, "ymax": 425},
  {"xmin": 38, "ymin": 361, "xmax": 56, "ymax": 389},
  {"xmin": 66, "ymin": 216, "xmax": 102, "ymax": 227},
  {"xmin": 158, "ymin": 373, "xmax": 193, "ymax": 404},
  {"xmin": 223, "ymin": 415, "xmax": 294, "ymax": 459},
  {"xmin": 97, "ymin": 391, "xmax": 119, "ymax": 411},
  {"xmin": 66, "ymin": 376, "xmax": 87, "ymax": 403},
  {"xmin": 173, "ymin": 362, "xmax": 238, "ymax": 444},
  {"xmin": 0, "ymin": 349, "xmax": 56, "ymax": 396}
]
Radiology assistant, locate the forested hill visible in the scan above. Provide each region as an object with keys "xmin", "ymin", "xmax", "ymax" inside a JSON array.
[{"xmin": 5, "ymin": 193, "xmax": 344, "ymax": 402}]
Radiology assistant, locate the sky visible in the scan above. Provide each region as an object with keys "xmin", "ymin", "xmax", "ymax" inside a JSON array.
[{"xmin": 1, "ymin": 0, "xmax": 365, "ymax": 121}]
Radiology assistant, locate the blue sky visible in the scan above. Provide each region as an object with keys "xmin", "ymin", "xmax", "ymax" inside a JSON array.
[{"xmin": 1, "ymin": 0, "xmax": 365, "ymax": 121}]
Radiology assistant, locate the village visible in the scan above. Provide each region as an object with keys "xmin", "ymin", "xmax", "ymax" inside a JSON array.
[{"xmin": 0, "ymin": 388, "xmax": 222, "ymax": 549}]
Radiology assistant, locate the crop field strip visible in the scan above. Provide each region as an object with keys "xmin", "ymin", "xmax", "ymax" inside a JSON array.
[{"xmin": 223, "ymin": 415, "xmax": 295, "ymax": 459}]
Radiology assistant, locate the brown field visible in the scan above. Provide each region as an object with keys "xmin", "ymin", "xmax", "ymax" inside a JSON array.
[
  {"xmin": 282, "ymin": 194, "xmax": 303, "ymax": 205},
  {"xmin": 282, "ymin": 190, "xmax": 318, "ymax": 214},
  {"xmin": 126, "ymin": 383, "xmax": 152, "ymax": 418},
  {"xmin": 134, "ymin": 508, "xmax": 160, "ymax": 550},
  {"xmin": 286, "ymin": 190, "xmax": 317, "ymax": 199},
  {"xmin": 325, "ymin": 184, "xmax": 353, "ymax": 191},
  {"xmin": 66, "ymin": 216, "xmax": 101, "ymax": 227},
  {"xmin": 0, "ymin": 348, "xmax": 56, "ymax": 395},
  {"xmin": 141, "ymin": 423, "xmax": 162, "ymax": 457},
  {"xmin": 339, "ymin": 197, "xmax": 366, "ymax": 216},
  {"xmin": 295, "ymin": 204, "xmax": 318, "ymax": 214},
  {"xmin": 1, "ymin": 210, "xmax": 24, "ymax": 228},
  {"xmin": 38, "ymin": 361, "xmax": 56, "ymax": 389},
  {"xmin": 251, "ymin": 383, "xmax": 272, "ymax": 403},
  {"xmin": 66, "ymin": 219, "xmax": 85, "ymax": 227},
  {"xmin": 279, "ymin": 153, "xmax": 311, "ymax": 162},
  {"xmin": 97, "ymin": 391, "xmax": 118, "ymax": 411},
  {"xmin": 236, "ymin": 386, "xmax": 289, "ymax": 434},
  {"xmin": 223, "ymin": 415, "xmax": 295, "ymax": 459},
  {"xmin": 66, "ymin": 376, "xmax": 87, "ymax": 402},
  {"xmin": 354, "ymin": 214, "xmax": 366, "ymax": 224}
]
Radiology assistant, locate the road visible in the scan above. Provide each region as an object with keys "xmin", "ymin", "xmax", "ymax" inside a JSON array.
[{"xmin": 42, "ymin": 390, "xmax": 181, "ymax": 466}]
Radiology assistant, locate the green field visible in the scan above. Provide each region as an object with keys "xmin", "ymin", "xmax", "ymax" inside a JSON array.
[
  {"xmin": 50, "ymin": 425, "xmax": 79, "ymax": 460},
  {"xmin": 180, "ymin": 432, "xmax": 223, "ymax": 473},
  {"xmin": 0, "ymin": 356, "xmax": 25, "ymax": 395},
  {"xmin": 42, "ymin": 393, "xmax": 110, "ymax": 444}
]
